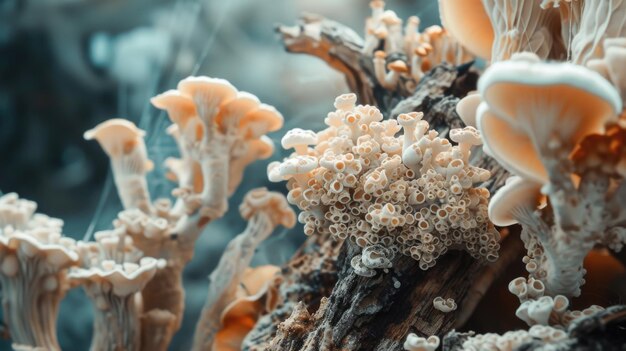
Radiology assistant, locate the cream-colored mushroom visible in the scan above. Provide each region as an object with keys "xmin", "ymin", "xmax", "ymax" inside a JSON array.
[
  {"xmin": 456, "ymin": 91, "xmax": 481, "ymax": 127},
  {"xmin": 228, "ymin": 136, "xmax": 275, "ymax": 195},
  {"xmin": 240, "ymin": 103, "xmax": 284, "ymax": 140},
  {"xmin": 403, "ymin": 334, "xmax": 440, "ymax": 351},
  {"xmin": 177, "ymin": 76, "xmax": 237, "ymax": 131},
  {"xmin": 150, "ymin": 90, "xmax": 199, "ymax": 140},
  {"xmin": 278, "ymin": 156, "xmax": 318, "ymax": 187},
  {"xmin": 192, "ymin": 189, "xmax": 294, "ymax": 351},
  {"xmin": 450, "ymin": 126, "xmax": 482, "ymax": 164},
  {"xmin": 281, "ymin": 128, "xmax": 318, "ymax": 156},
  {"xmin": 0, "ymin": 193, "xmax": 79, "ymax": 351},
  {"xmin": 477, "ymin": 53, "xmax": 622, "ymax": 183},
  {"xmin": 438, "ymin": 0, "xmax": 494, "ymax": 59},
  {"xmin": 84, "ymin": 119, "xmax": 154, "ymax": 213},
  {"xmin": 488, "ymin": 176, "xmax": 544, "ymax": 227}
]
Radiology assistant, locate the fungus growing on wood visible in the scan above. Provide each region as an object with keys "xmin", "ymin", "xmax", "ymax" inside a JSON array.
[
  {"xmin": 70, "ymin": 229, "xmax": 165, "ymax": 351},
  {"xmin": 83, "ymin": 76, "xmax": 284, "ymax": 351},
  {"xmin": 403, "ymin": 334, "xmax": 440, "ymax": 351},
  {"xmin": 0, "ymin": 193, "xmax": 79, "ymax": 351},
  {"xmin": 270, "ymin": 94, "xmax": 499, "ymax": 276},
  {"xmin": 478, "ymin": 54, "xmax": 626, "ymax": 298}
]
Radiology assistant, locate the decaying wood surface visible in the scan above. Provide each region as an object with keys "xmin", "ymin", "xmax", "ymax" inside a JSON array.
[
  {"xmin": 444, "ymin": 306, "xmax": 626, "ymax": 351},
  {"xmin": 242, "ymin": 16, "xmax": 519, "ymax": 350}
]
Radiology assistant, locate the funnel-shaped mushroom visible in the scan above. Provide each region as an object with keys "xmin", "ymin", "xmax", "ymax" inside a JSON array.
[
  {"xmin": 177, "ymin": 76, "xmax": 237, "ymax": 131},
  {"xmin": 0, "ymin": 193, "xmax": 79, "ymax": 351},
  {"xmin": 150, "ymin": 90, "xmax": 197, "ymax": 131},
  {"xmin": 216, "ymin": 91, "xmax": 261, "ymax": 132},
  {"xmin": 456, "ymin": 92, "xmax": 481, "ymax": 127},
  {"xmin": 438, "ymin": 0, "xmax": 493, "ymax": 59},
  {"xmin": 477, "ymin": 53, "xmax": 622, "ymax": 183},
  {"xmin": 192, "ymin": 189, "xmax": 295, "ymax": 351},
  {"xmin": 85, "ymin": 119, "xmax": 154, "ymax": 213},
  {"xmin": 70, "ymin": 229, "xmax": 165, "ymax": 351},
  {"xmin": 240, "ymin": 104, "xmax": 284, "ymax": 139}
]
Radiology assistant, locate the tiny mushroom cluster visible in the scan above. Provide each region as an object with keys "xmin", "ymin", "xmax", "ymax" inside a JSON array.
[
  {"xmin": 0, "ymin": 193, "xmax": 79, "ymax": 351},
  {"xmin": 364, "ymin": 1, "xmax": 473, "ymax": 93},
  {"xmin": 269, "ymin": 93, "xmax": 499, "ymax": 276},
  {"xmin": 403, "ymin": 334, "xmax": 440, "ymax": 351},
  {"xmin": 458, "ymin": 325, "xmax": 567, "ymax": 351}
]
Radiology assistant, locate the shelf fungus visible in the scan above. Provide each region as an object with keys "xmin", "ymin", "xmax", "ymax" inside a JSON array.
[
  {"xmin": 69, "ymin": 230, "xmax": 165, "ymax": 351},
  {"xmin": 192, "ymin": 188, "xmax": 295, "ymax": 351},
  {"xmin": 86, "ymin": 76, "xmax": 284, "ymax": 351},
  {"xmin": 478, "ymin": 53, "xmax": 626, "ymax": 298},
  {"xmin": 270, "ymin": 94, "xmax": 499, "ymax": 276},
  {"xmin": 0, "ymin": 193, "xmax": 79, "ymax": 351}
]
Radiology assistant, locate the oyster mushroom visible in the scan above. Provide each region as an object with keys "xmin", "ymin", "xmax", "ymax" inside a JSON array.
[
  {"xmin": 456, "ymin": 91, "xmax": 481, "ymax": 127},
  {"xmin": 477, "ymin": 53, "xmax": 622, "ymax": 183},
  {"xmin": 438, "ymin": 0, "xmax": 494, "ymax": 59},
  {"xmin": 488, "ymin": 176, "xmax": 545, "ymax": 227},
  {"xmin": 240, "ymin": 104, "xmax": 284, "ymax": 140},
  {"xmin": 177, "ymin": 76, "xmax": 237, "ymax": 131}
]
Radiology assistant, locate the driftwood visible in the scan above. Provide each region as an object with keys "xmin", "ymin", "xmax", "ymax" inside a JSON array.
[{"xmin": 242, "ymin": 16, "xmax": 518, "ymax": 350}]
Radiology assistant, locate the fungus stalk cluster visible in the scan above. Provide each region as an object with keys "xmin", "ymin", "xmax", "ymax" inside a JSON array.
[
  {"xmin": 269, "ymin": 93, "xmax": 499, "ymax": 276},
  {"xmin": 478, "ymin": 53, "xmax": 626, "ymax": 298},
  {"xmin": 69, "ymin": 230, "xmax": 165, "ymax": 351},
  {"xmin": 364, "ymin": 1, "xmax": 473, "ymax": 93},
  {"xmin": 0, "ymin": 193, "xmax": 79, "ymax": 351},
  {"xmin": 85, "ymin": 76, "xmax": 283, "ymax": 350}
]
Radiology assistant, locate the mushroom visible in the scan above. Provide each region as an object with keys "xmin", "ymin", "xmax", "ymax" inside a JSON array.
[
  {"xmin": 212, "ymin": 265, "xmax": 280, "ymax": 351},
  {"xmin": 449, "ymin": 126, "xmax": 482, "ymax": 164},
  {"xmin": 84, "ymin": 119, "xmax": 154, "ymax": 212},
  {"xmin": 150, "ymin": 90, "xmax": 198, "ymax": 135},
  {"xmin": 177, "ymin": 76, "xmax": 237, "ymax": 130},
  {"xmin": 481, "ymin": 0, "xmax": 562, "ymax": 61},
  {"xmin": 477, "ymin": 53, "xmax": 622, "ymax": 183},
  {"xmin": 403, "ymin": 334, "xmax": 440, "ymax": 351},
  {"xmin": 228, "ymin": 136, "xmax": 275, "ymax": 195},
  {"xmin": 488, "ymin": 176, "xmax": 545, "ymax": 227},
  {"xmin": 433, "ymin": 296, "xmax": 457, "ymax": 313},
  {"xmin": 240, "ymin": 103, "xmax": 284, "ymax": 140},
  {"xmin": 456, "ymin": 91, "xmax": 481, "ymax": 127},
  {"xmin": 586, "ymin": 38, "xmax": 626, "ymax": 107},
  {"xmin": 278, "ymin": 156, "xmax": 318, "ymax": 187},
  {"xmin": 192, "ymin": 189, "xmax": 294, "ymax": 351},
  {"xmin": 216, "ymin": 91, "xmax": 261, "ymax": 132},
  {"xmin": 334, "ymin": 93, "xmax": 357, "ymax": 111},
  {"xmin": 438, "ymin": 0, "xmax": 494, "ymax": 59},
  {"xmin": 397, "ymin": 112, "xmax": 423, "ymax": 150},
  {"xmin": 0, "ymin": 193, "xmax": 79, "ymax": 351},
  {"xmin": 281, "ymin": 128, "xmax": 318, "ymax": 156}
]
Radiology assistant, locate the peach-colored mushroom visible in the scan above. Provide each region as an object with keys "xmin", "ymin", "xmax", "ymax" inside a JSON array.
[{"xmin": 438, "ymin": 0, "xmax": 494, "ymax": 59}]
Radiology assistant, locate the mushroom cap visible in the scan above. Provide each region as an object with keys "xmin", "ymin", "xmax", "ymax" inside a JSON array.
[
  {"xmin": 84, "ymin": 119, "xmax": 146, "ymax": 158},
  {"xmin": 397, "ymin": 112, "xmax": 423, "ymax": 128},
  {"xmin": 388, "ymin": 60, "xmax": 409, "ymax": 73},
  {"xmin": 239, "ymin": 188, "xmax": 296, "ymax": 228},
  {"xmin": 69, "ymin": 256, "xmax": 165, "ymax": 297},
  {"xmin": 477, "ymin": 103, "xmax": 547, "ymax": 181},
  {"xmin": 334, "ymin": 93, "xmax": 357, "ymax": 111},
  {"xmin": 281, "ymin": 128, "xmax": 318, "ymax": 150},
  {"xmin": 216, "ymin": 91, "xmax": 261, "ymax": 130},
  {"xmin": 438, "ymin": 0, "xmax": 494, "ymax": 59},
  {"xmin": 488, "ymin": 176, "xmax": 544, "ymax": 227},
  {"xmin": 150, "ymin": 90, "xmax": 197, "ymax": 128},
  {"xmin": 250, "ymin": 136, "xmax": 275, "ymax": 160},
  {"xmin": 240, "ymin": 104, "xmax": 284, "ymax": 139},
  {"xmin": 278, "ymin": 156, "xmax": 318, "ymax": 176},
  {"xmin": 267, "ymin": 161, "xmax": 284, "ymax": 183},
  {"xmin": 450, "ymin": 126, "xmax": 482, "ymax": 145},
  {"xmin": 478, "ymin": 56, "xmax": 622, "ymax": 182},
  {"xmin": 177, "ymin": 76, "xmax": 237, "ymax": 105},
  {"xmin": 456, "ymin": 92, "xmax": 481, "ymax": 127}
]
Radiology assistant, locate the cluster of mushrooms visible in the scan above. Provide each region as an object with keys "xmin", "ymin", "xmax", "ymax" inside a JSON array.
[{"xmin": 1, "ymin": 0, "xmax": 626, "ymax": 350}]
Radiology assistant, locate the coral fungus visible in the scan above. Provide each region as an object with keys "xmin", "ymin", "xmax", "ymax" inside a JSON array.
[{"xmin": 270, "ymin": 93, "xmax": 499, "ymax": 276}]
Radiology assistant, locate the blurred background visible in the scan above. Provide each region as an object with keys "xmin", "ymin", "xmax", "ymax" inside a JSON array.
[{"xmin": 0, "ymin": 0, "xmax": 439, "ymax": 349}]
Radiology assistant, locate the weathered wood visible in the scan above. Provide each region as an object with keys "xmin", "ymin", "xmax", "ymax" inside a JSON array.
[{"xmin": 444, "ymin": 305, "xmax": 626, "ymax": 351}]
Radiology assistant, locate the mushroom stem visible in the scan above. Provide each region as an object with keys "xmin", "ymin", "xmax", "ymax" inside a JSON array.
[
  {"xmin": 0, "ymin": 271, "xmax": 64, "ymax": 350},
  {"xmin": 191, "ymin": 212, "xmax": 273, "ymax": 351},
  {"xmin": 199, "ymin": 137, "xmax": 232, "ymax": 219},
  {"xmin": 294, "ymin": 145, "xmax": 308, "ymax": 156},
  {"xmin": 89, "ymin": 289, "xmax": 141, "ymax": 351}
]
